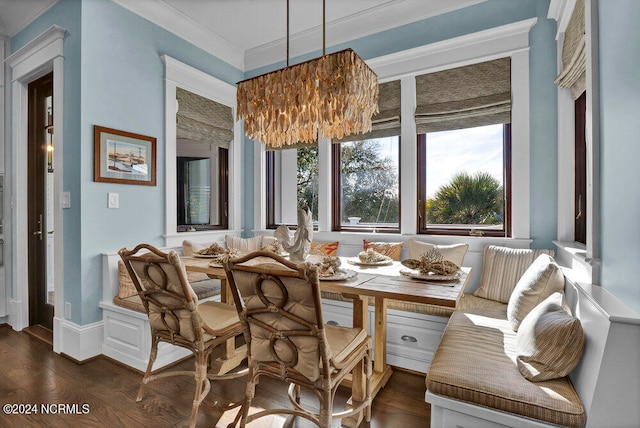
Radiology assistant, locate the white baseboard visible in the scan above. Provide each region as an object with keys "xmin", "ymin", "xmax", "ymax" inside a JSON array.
[
  {"xmin": 8, "ymin": 298, "xmax": 26, "ymax": 331},
  {"xmin": 54, "ymin": 317, "xmax": 103, "ymax": 361}
]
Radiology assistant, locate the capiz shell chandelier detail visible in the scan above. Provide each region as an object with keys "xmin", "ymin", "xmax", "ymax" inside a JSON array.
[{"xmin": 236, "ymin": 1, "xmax": 379, "ymax": 149}]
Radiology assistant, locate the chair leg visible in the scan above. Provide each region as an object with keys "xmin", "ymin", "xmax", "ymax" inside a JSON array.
[
  {"xmin": 240, "ymin": 366, "xmax": 256, "ymax": 427},
  {"xmin": 365, "ymin": 353, "xmax": 372, "ymax": 422},
  {"xmin": 319, "ymin": 389, "xmax": 332, "ymax": 428},
  {"xmin": 189, "ymin": 353, "xmax": 209, "ymax": 428},
  {"xmin": 137, "ymin": 336, "xmax": 159, "ymax": 401}
]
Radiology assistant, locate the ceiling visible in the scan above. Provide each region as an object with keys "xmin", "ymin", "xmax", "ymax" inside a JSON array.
[{"xmin": 1, "ymin": 0, "xmax": 486, "ymax": 70}]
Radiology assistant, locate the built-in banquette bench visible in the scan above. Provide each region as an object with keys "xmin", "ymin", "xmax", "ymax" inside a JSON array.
[
  {"xmin": 99, "ymin": 247, "xmax": 223, "ymax": 371},
  {"xmin": 99, "ymin": 235, "xmax": 528, "ymax": 373},
  {"xmin": 426, "ymin": 244, "xmax": 640, "ymax": 428}
]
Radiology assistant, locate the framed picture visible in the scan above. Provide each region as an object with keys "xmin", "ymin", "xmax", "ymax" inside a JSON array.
[{"xmin": 94, "ymin": 125, "xmax": 156, "ymax": 186}]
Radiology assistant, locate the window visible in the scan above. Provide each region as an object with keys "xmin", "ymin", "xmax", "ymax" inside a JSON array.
[
  {"xmin": 415, "ymin": 57, "xmax": 512, "ymax": 237},
  {"xmin": 177, "ymin": 150, "xmax": 228, "ymax": 230},
  {"xmin": 332, "ymin": 137, "xmax": 400, "ymax": 232},
  {"xmin": 574, "ymin": 91, "xmax": 586, "ymax": 244},
  {"xmin": 175, "ymin": 87, "xmax": 231, "ymax": 232},
  {"xmin": 418, "ymin": 124, "xmax": 511, "ymax": 236},
  {"xmin": 163, "ymin": 55, "xmax": 240, "ymax": 248},
  {"xmin": 266, "ymin": 146, "xmax": 319, "ymax": 228}
]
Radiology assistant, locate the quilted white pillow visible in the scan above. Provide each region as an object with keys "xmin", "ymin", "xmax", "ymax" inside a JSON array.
[
  {"xmin": 507, "ymin": 254, "xmax": 565, "ymax": 331},
  {"xmin": 407, "ymin": 238, "xmax": 469, "ymax": 267}
]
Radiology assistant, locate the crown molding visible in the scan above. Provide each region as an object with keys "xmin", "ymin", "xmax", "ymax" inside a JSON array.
[
  {"xmin": 548, "ymin": 0, "xmax": 577, "ymax": 39},
  {"xmin": 244, "ymin": 0, "xmax": 486, "ymax": 71},
  {"xmin": 112, "ymin": 0, "xmax": 244, "ymax": 71},
  {"xmin": 368, "ymin": 18, "xmax": 537, "ymax": 81}
]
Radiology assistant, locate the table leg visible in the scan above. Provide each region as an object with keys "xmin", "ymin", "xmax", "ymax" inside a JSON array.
[
  {"xmin": 342, "ymin": 294, "xmax": 368, "ymax": 428},
  {"xmin": 372, "ymin": 297, "xmax": 393, "ymax": 397},
  {"xmin": 210, "ymin": 277, "xmax": 247, "ymax": 375}
]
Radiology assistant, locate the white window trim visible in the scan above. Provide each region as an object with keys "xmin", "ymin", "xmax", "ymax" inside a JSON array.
[
  {"xmin": 5, "ymin": 25, "xmax": 66, "ymax": 340},
  {"xmin": 549, "ymin": 0, "xmax": 601, "ymax": 283},
  {"xmin": 254, "ymin": 18, "xmax": 537, "ymax": 242},
  {"xmin": 162, "ymin": 56, "xmax": 241, "ymax": 247}
]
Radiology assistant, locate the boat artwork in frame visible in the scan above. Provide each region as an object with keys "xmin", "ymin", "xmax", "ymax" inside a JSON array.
[{"xmin": 94, "ymin": 125, "xmax": 156, "ymax": 186}]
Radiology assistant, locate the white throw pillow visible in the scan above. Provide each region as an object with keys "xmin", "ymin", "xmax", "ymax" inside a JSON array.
[
  {"xmin": 507, "ymin": 254, "xmax": 565, "ymax": 331},
  {"xmin": 182, "ymin": 240, "xmax": 207, "ymax": 256},
  {"xmin": 407, "ymin": 238, "xmax": 469, "ymax": 267},
  {"xmin": 225, "ymin": 235, "xmax": 263, "ymax": 252},
  {"xmin": 516, "ymin": 292, "xmax": 584, "ymax": 381}
]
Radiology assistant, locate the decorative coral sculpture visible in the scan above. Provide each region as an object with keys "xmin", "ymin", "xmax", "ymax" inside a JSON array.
[{"xmin": 401, "ymin": 248, "xmax": 459, "ymax": 275}]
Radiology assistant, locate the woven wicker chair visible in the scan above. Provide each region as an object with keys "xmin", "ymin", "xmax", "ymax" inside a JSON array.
[
  {"xmin": 223, "ymin": 250, "xmax": 372, "ymax": 427},
  {"xmin": 119, "ymin": 244, "xmax": 247, "ymax": 428}
]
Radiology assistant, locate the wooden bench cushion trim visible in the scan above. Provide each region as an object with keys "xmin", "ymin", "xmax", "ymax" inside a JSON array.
[{"xmin": 426, "ymin": 307, "xmax": 585, "ymax": 428}]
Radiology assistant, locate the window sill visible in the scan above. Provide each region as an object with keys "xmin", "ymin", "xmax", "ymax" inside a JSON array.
[
  {"xmin": 164, "ymin": 229, "xmax": 241, "ymax": 248},
  {"xmin": 553, "ymin": 240, "xmax": 600, "ymax": 284}
]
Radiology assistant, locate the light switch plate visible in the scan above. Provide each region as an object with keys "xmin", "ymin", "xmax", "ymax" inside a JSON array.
[
  {"xmin": 108, "ymin": 192, "xmax": 119, "ymax": 209},
  {"xmin": 62, "ymin": 192, "xmax": 71, "ymax": 209}
]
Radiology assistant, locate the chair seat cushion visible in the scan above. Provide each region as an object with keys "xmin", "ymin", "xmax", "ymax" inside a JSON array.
[
  {"xmin": 199, "ymin": 301, "xmax": 241, "ymax": 334},
  {"xmin": 426, "ymin": 307, "xmax": 585, "ymax": 428},
  {"xmin": 325, "ymin": 324, "xmax": 369, "ymax": 367}
]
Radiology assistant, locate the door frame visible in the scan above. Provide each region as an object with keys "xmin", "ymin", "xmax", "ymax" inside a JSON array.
[{"xmin": 6, "ymin": 26, "xmax": 65, "ymax": 351}]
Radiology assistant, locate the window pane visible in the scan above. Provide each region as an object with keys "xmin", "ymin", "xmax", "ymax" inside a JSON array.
[
  {"xmin": 339, "ymin": 137, "xmax": 399, "ymax": 229},
  {"xmin": 297, "ymin": 147, "xmax": 319, "ymax": 222},
  {"xmin": 178, "ymin": 157, "xmax": 210, "ymax": 225},
  {"xmin": 424, "ymin": 124, "xmax": 504, "ymax": 230},
  {"xmin": 267, "ymin": 148, "xmax": 319, "ymax": 226}
]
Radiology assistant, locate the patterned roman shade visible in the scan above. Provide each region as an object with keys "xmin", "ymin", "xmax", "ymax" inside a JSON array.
[
  {"xmin": 335, "ymin": 80, "xmax": 401, "ymax": 142},
  {"xmin": 554, "ymin": 0, "xmax": 586, "ymax": 100},
  {"xmin": 415, "ymin": 57, "xmax": 511, "ymax": 134},
  {"xmin": 176, "ymin": 87, "xmax": 233, "ymax": 148}
]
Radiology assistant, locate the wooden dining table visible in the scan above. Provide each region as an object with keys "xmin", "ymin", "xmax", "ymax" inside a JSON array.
[{"xmin": 182, "ymin": 254, "xmax": 471, "ymax": 428}]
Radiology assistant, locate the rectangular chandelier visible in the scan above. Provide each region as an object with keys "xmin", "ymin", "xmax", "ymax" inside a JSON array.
[{"xmin": 236, "ymin": 48, "xmax": 379, "ymax": 149}]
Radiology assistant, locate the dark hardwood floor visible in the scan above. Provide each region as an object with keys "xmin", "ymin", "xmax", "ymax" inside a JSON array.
[{"xmin": 0, "ymin": 325, "xmax": 430, "ymax": 427}]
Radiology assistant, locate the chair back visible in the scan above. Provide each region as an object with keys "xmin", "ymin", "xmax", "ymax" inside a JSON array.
[
  {"xmin": 223, "ymin": 251, "xmax": 328, "ymax": 382},
  {"xmin": 119, "ymin": 244, "xmax": 203, "ymax": 344}
]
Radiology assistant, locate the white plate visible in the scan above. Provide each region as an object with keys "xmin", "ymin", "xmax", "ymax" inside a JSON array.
[
  {"xmin": 347, "ymin": 258, "xmax": 393, "ymax": 267},
  {"xmin": 193, "ymin": 253, "xmax": 225, "ymax": 259},
  {"xmin": 319, "ymin": 269, "xmax": 358, "ymax": 281},
  {"xmin": 399, "ymin": 269, "xmax": 460, "ymax": 281}
]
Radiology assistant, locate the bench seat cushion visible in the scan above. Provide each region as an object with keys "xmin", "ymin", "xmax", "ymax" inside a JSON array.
[
  {"xmin": 113, "ymin": 279, "xmax": 222, "ymax": 313},
  {"xmin": 426, "ymin": 306, "xmax": 585, "ymax": 428}
]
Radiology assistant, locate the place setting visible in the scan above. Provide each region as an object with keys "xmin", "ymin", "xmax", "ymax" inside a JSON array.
[
  {"xmin": 346, "ymin": 248, "xmax": 394, "ymax": 267},
  {"xmin": 191, "ymin": 243, "xmax": 239, "ymax": 266},
  {"xmin": 396, "ymin": 249, "xmax": 462, "ymax": 286},
  {"xmin": 314, "ymin": 256, "xmax": 358, "ymax": 281}
]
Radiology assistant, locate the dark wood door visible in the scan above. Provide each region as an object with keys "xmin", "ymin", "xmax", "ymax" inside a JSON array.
[{"xmin": 28, "ymin": 72, "xmax": 54, "ymax": 330}]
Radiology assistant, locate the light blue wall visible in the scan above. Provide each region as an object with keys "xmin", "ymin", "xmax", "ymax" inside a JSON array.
[
  {"xmin": 598, "ymin": 1, "xmax": 640, "ymax": 314},
  {"xmin": 12, "ymin": 0, "xmax": 243, "ymax": 325},
  {"xmin": 245, "ymin": 0, "xmax": 559, "ymax": 250},
  {"xmin": 77, "ymin": 0, "xmax": 243, "ymax": 324},
  {"xmin": 11, "ymin": 0, "xmax": 83, "ymax": 322}
]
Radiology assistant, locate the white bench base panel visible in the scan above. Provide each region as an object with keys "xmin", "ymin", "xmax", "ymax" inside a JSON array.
[{"xmin": 426, "ymin": 391, "xmax": 561, "ymax": 428}]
